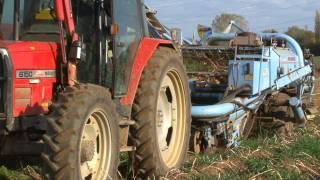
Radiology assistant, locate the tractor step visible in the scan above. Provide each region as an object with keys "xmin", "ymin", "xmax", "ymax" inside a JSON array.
[
  {"xmin": 119, "ymin": 119, "xmax": 135, "ymax": 126},
  {"xmin": 120, "ymin": 146, "xmax": 136, "ymax": 152}
]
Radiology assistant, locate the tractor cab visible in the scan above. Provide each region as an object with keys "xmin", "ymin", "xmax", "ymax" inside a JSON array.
[
  {"xmin": 72, "ymin": 0, "xmax": 148, "ymax": 94},
  {"xmin": 0, "ymin": 1, "xmax": 191, "ymax": 179},
  {"xmin": 0, "ymin": 0, "xmax": 58, "ymax": 41},
  {"xmin": 0, "ymin": 0, "xmax": 148, "ymax": 121}
]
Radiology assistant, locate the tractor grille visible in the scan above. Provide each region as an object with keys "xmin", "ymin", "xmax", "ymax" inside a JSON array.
[
  {"xmin": 0, "ymin": 53, "xmax": 5, "ymax": 116},
  {"xmin": 0, "ymin": 49, "xmax": 13, "ymax": 130},
  {"xmin": 0, "ymin": 49, "xmax": 12, "ymax": 119}
]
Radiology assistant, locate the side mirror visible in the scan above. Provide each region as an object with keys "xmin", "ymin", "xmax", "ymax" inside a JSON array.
[
  {"xmin": 111, "ymin": 24, "xmax": 119, "ymax": 36},
  {"xmin": 69, "ymin": 40, "xmax": 86, "ymax": 63}
]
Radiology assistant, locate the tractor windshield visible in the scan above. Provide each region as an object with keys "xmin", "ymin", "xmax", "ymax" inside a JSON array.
[{"xmin": 0, "ymin": 0, "xmax": 59, "ymax": 41}]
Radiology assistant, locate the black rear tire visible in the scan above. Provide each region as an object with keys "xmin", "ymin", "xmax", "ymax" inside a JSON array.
[
  {"xmin": 131, "ymin": 47, "xmax": 191, "ymax": 178},
  {"xmin": 42, "ymin": 84, "xmax": 119, "ymax": 180}
]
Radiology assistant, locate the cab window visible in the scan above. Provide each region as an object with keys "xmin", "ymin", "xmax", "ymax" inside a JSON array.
[{"xmin": 113, "ymin": 0, "xmax": 143, "ymax": 96}]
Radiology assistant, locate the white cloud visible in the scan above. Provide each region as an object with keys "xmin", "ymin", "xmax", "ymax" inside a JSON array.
[{"xmin": 145, "ymin": 0, "xmax": 319, "ymax": 37}]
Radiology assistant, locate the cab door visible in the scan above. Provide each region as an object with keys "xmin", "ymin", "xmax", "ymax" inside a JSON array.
[{"xmin": 113, "ymin": 0, "xmax": 145, "ymax": 96}]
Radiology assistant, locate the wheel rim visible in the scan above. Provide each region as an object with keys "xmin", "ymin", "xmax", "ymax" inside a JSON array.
[
  {"xmin": 191, "ymin": 130, "xmax": 201, "ymax": 154},
  {"xmin": 79, "ymin": 109, "xmax": 112, "ymax": 180},
  {"xmin": 156, "ymin": 69, "xmax": 187, "ymax": 167}
]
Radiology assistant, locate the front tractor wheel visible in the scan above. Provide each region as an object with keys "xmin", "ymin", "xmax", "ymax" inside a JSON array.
[
  {"xmin": 131, "ymin": 47, "xmax": 191, "ymax": 178},
  {"xmin": 42, "ymin": 84, "xmax": 119, "ymax": 180}
]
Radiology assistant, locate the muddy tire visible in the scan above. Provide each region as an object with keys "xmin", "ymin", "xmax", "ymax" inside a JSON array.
[
  {"xmin": 41, "ymin": 84, "xmax": 119, "ymax": 180},
  {"xmin": 131, "ymin": 47, "xmax": 191, "ymax": 178}
]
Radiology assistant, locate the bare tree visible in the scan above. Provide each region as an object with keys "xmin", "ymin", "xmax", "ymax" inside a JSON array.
[
  {"xmin": 212, "ymin": 13, "xmax": 249, "ymax": 33},
  {"xmin": 315, "ymin": 10, "xmax": 320, "ymax": 43},
  {"xmin": 286, "ymin": 26, "xmax": 315, "ymax": 46}
]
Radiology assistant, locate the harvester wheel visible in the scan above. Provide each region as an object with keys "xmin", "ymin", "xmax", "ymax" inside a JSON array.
[
  {"xmin": 190, "ymin": 129, "xmax": 201, "ymax": 154},
  {"xmin": 239, "ymin": 112, "xmax": 256, "ymax": 138},
  {"xmin": 41, "ymin": 84, "xmax": 119, "ymax": 180},
  {"xmin": 131, "ymin": 47, "xmax": 191, "ymax": 178}
]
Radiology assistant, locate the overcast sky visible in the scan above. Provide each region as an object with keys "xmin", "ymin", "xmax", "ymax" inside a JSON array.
[{"xmin": 144, "ymin": 0, "xmax": 319, "ymax": 38}]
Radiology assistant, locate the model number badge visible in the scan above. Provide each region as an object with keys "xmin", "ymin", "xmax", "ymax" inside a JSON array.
[{"xmin": 16, "ymin": 70, "xmax": 56, "ymax": 79}]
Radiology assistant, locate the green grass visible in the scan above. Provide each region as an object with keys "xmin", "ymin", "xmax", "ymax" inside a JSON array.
[
  {"xmin": 184, "ymin": 57, "xmax": 217, "ymax": 73},
  {"xmin": 0, "ymin": 158, "xmax": 43, "ymax": 180},
  {"xmin": 288, "ymin": 135, "xmax": 320, "ymax": 159},
  {"xmin": 0, "ymin": 166, "xmax": 29, "ymax": 180},
  {"xmin": 244, "ymin": 157, "xmax": 271, "ymax": 173}
]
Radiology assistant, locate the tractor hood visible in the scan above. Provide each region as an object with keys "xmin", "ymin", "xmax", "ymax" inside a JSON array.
[
  {"xmin": 0, "ymin": 40, "xmax": 58, "ymax": 118},
  {"xmin": 0, "ymin": 40, "xmax": 58, "ymax": 53}
]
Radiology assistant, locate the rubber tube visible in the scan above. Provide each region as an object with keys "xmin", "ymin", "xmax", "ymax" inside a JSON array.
[{"xmin": 191, "ymin": 97, "xmax": 258, "ymax": 118}]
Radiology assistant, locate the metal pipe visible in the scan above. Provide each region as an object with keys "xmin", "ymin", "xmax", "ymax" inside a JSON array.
[
  {"xmin": 260, "ymin": 33, "xmax": 304, "ymax": 68},
  {"xmin": 163, "ymin": 33, "xmax": 172, "ymax": 40},
  {"xmin": 207, "ymin": 33, "xmax": 236, "ymax": 41},
  {"xmin": 207, "ymin": 33, "xmax": 304, "ymax": 67},
  {"xmin": 13, "ymin": 0, "xmax": 20, "ymax": 41},
  {"xmin": 192, "ymin": 103, "xmax": 236, "ymax": 118},
  {"xmin": 191, "ymin": 96, "xmax": 258, "ymax": 118},
  {"xmin": 227, "ymin": 101, "xmax": 260, "ymax": 120},
  {"xmin": 95, "ymin": 0, "xmax": 104, "ymax": 85},
  {"xmin": 58, "ymin": 22, "xmax": 67, "ymax": 64},
  {"xmin": 289, "ymin": 97, "xmax": 306, "ymax": 122}
]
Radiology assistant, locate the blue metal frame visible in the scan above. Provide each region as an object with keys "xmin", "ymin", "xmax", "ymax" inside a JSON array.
[{"xmin": 190, "ymin": 33, "xmax": 315, "ymax": 147}]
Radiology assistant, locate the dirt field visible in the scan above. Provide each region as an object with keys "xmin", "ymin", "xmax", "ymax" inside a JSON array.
[
  {"xmin": 1, "ymin": 113, "xmax": 319, "ymax": 180},
  {"xmin": 1, "ymin": 118, "xmax": 319, "ymax": 179}
]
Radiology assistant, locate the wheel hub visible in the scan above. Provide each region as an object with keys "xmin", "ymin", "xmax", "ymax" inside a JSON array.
[
  {"xmin": 79, "ymin": 110, "xmax": 112, "ymax": 180},
  {"xmin": 157, "ymin": 87, "xmax": 174, "ymax": 151},
  {"xmin": 155, "ymin": 70, "xmax": 186, "ymax": 167},
  {"xmin": 81, "ymin": 140, "xmax": 95, "ymax": 162}
]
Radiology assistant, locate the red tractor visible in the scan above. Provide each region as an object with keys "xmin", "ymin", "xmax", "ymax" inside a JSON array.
[{"xmin": 0, "ymin": 0, "xmax": 191, "ymax": 179}]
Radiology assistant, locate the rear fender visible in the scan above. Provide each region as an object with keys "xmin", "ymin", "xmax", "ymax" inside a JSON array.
[{"xmin": 120, "ymin": 37, "xmax": 175, "ymax": 105}]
